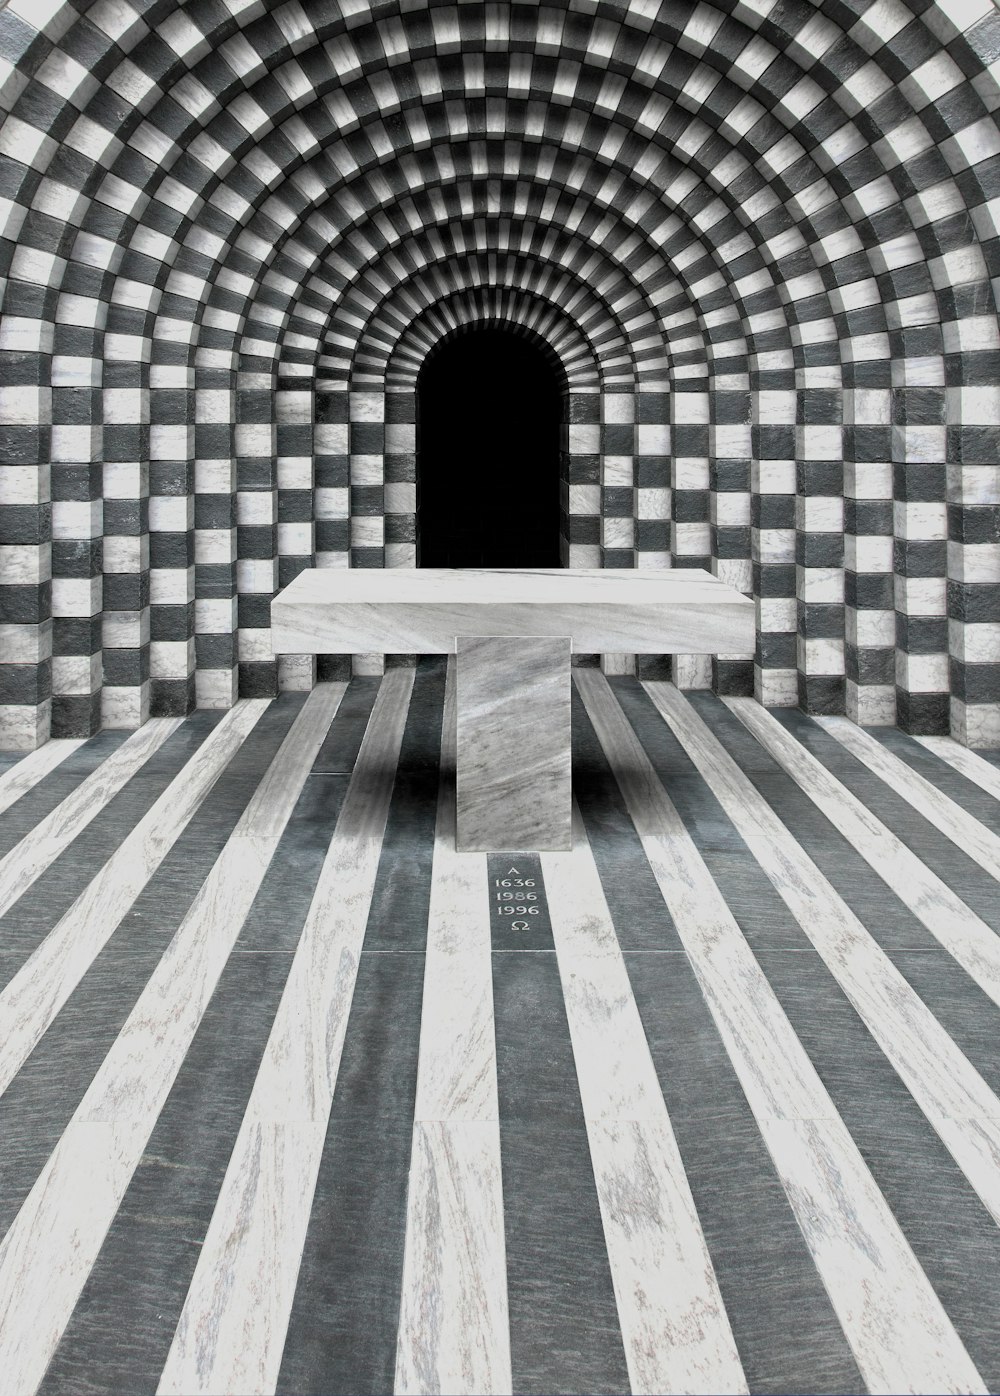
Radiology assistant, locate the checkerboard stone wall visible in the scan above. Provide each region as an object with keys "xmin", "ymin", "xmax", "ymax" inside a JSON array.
[{"xmin": 1, "ymin": 0, "xmax": 999, "ymax": 747}]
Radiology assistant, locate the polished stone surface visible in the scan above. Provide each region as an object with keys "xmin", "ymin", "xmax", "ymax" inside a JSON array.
[
  {"xmin": 271, "ymin": 567, "xmax": 756, "ymax": 655},
  {"xmin": 456, "ymin": 636, "xmax": 571, "ymax": 852},
  {"xmin": 273, "ymin": 568, "xmax": 755, "ymax": 850},
  {"xmin": 3, "ymin": 668, "xmax": 1000, "ymax": 1394}
]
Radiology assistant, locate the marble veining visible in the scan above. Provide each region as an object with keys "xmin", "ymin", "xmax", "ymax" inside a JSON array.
[
  {"xmin": 576, "ymin": 670, "xmax": 987, "ymax": 1395},
  {"xmin": 644, "ymin": 681, "xmax": 1000, "ymax": 1233},
  {"xmin": 158, "ymin": 674, "xmax": 412, "ymax": 1396},
  {"xmin": 0, "ymin": 687, "xmax": 345, "ymax": 1396},
  {"xmin": 2, "ymin": 672, "xmax": 1000, "ymax": 1394},
  {"xmin": 456, "ymin": 635, "xmax": 571, "ymax": 852},
  {"xmin": 727, "ymin": 698, "xmax": 1000, "ymax": 1016},
  {"xmin": 0, "ymin": 700, "xmax": 270, "ymax": 1104},
  {"xmin": 395, "ymin": 1121, "xmax": 512, "ymax": 1396},
  {"xmin": 396, "ymin": 659, "xmax": 511, "ymax": 1395},
  {"xmin": 0, "ymin": 739, "xmax": 85, "ymax": 820},
  {"xmin": 913, "ymin": 734, "xmax": 1000, "ymax": 802},
  {"xmin": 271, "ymin": 567, "xmax": 755, "ymax": 656},
  {"xmin": 814, "ymin": 715, "xmax": 1000, "ymax": 881},
  {"xmin": 542, "ymin": 809, "xmax": 747, "ymax": 1395},
  {"xmin": 0, "ymin": 717, "xmax": 181, "ymax": 921}
]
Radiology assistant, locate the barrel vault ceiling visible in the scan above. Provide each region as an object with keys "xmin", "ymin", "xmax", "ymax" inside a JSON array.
[{"xmin": 0, "ymin": 0, "xmax": 998, "ymax": 747}]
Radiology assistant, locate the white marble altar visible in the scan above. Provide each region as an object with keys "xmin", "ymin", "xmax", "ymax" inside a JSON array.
[
  {"xmin": 271, "ymin": 568, "xmax": 755, "ymax": 849},
  {"xmin": 271, "ymin": 568, "xmax": 755, "ymax": 656}
]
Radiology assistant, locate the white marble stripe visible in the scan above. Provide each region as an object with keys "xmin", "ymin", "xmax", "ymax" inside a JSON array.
[
  {"xmin": 813, "ymin": 714, "xmax": 1000, "ymax": 876},
  {"xmin": 0, "ymin": 700, "xmax": 269, "ymax": 1104},
  {"xmin": 645, "ymin": 682, "xmax": 1000, "ymax": 1230},
  {"xmin": 0, "ymin": 739, "xmax": 85, "ymax": 820},
  {"xmin": 913, "ymin": 734, "xmax": 1000, "ymax": 802},
  {"xmin": 156, "ymin": 671, "xmax": 413, "ymax": 1396},
  {"xmin": 394, "ymin": 658, "xmax": 511, "ymax": 1396},
  {"xmin": 726, "ymin": 698, "xmax": 1000, "ymax": 1014},
  {"xmin": 542, "ymin": 806, "xmax": 747, "ymax": 1396},
  {"xmin": 577, "ymin": 671, "xmax": 986, "ymax": 1396},
  {"xmin": 0, "ymin": 684, "xmax": 346, "ymax": 1396},
  {"xmin": 0, "ymin": 717, "xmax": 182, "ymax": 920}
]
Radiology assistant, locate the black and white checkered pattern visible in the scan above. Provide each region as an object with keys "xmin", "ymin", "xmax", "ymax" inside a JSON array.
[{"xmin": 0, "ymin": 0, "xmax": 998, "ymax": 745}]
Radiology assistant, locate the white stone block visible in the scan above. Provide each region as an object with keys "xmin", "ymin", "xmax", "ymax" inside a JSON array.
[
  {"xmin": 847, "ymin": 681, "xmax": 896, "ymax": 727},
  {"xmin": 278, "ymin": 654, "xmax": 316, "ymax": 691},
  {"xmin": 951, "ymin": 698, "xmax": 1000, "ymax": 749},
  {"xmin": 196, "ymin": 667, "xmax": 238, "ymax": 710},
  {"xmin": 51, "ymin": 653, "xmax": 100, "ymax": 694},
  {"xmin": 101, "ymin": 684, "xmax": 149, "ymax": 729},
  {"xmin": 0, "ymin": 700, "xmax": 51, "ymax": 752},
  {"xmin": 51, "ymin": 576, "xmax": 101, "ymax": 616},
  {"xmin": 896, "ymin": 651, "xmax": 949, "ymax": 692}
]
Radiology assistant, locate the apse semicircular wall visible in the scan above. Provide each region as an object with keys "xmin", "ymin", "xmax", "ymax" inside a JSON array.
[{"xmin": 1, "ymin": 0, "xmax": 998, "ymax": 748}]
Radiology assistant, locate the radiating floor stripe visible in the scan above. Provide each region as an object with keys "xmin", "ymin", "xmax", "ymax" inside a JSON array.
[
  {"xmin": 812, "ymin": 714, "xmax": 1000, "ymax": 880},
  {"xmin": 727, "ymin": 698, "xmax": 1000, "ymax": 1011},
  {"xmin": 914, "ymin": 734, "xmax": 1000, "ymax": 801},
  {"xmin": 572, "ymin": 687, "xmax": 864, "ymax": 1394},
  {"xmin": 276, "ymin": 659, "xmax": 444, "ymax": 1396},
  {"xmin": 0, "ymin": 684, "xmax": 346, "ymax": 1396},
  {"xmin": 761, "ymin": 716, "xmax": 1000, "ymax": 940},
  {"xmin": 541, "ymin": 805, "xmax": 747, "ymax": 1396},
  {"xmin": 0, "ymin": 701, "xmax": 269, "ymax": 1104},
  {"xmin": 490, "ymin": 847, "xmax": 629, "ymax": 1395},
  {"xmin": 156, "ymin": 671, "xmax": 413, "ymax": 1396},
  {"xmin": 0, "ymin": 702, "xmax": 297, "ymax": 1248},
  {"xmin": 0, "ymin": 718, "xmax": 181, "ymax": 919},
  {"xmin": 0, "ymin": 733, "xmax": 129, "ymax": 864},
  {"xmin": 614, "ymin": 702, "xmax": 1000, "ymax": 1389},
  {"xmin": 577, "ymin": 669, "xmax": 987, "ymax": 1396},
  {"xmin": 37, "ymin": 689, "xmax": 377, "ymax": 1396},
  {"xmin": 0, "ymin": 740, "xmax": 85, "ymax": 820},
  {"xmin": 644, "ymin": 681, "xmax": 1000, "ymax": 1231},
  {"xmin": 394, "ymin": 659, "xmax": 511, "ymax": 1396},
  {"xmin": 0, "ymin": 714, "xmax": 229, "ymax": 976}
]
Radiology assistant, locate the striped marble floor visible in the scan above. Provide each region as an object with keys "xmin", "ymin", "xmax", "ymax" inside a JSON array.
[{"xmin": 1, "ymin": 657, "xmax": 1000, "ymax": 1396}]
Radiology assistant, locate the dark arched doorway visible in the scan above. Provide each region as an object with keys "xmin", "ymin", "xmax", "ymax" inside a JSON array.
[{"xmin": 417, "ymin": 326, "xmax": 562, "ymax": 567}]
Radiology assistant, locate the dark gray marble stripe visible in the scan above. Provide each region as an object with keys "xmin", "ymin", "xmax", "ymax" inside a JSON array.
[
  {"xmin": 0, "ymin": 753, "xmax": 21, "ymax": 775},
  {"xmin": 492, "ymin": 830, "xmax": 630, "ymax": 1395},
  {"xmin": 0, "ymin": 713, "xmax": 224, "ymax": 972},
  {"xmin": 712, "ymin": 703, "xmax": 1000, "ymax": 1083},
  {"xmin": 687, "ymin": 690, "xmax": 1000, "ymax": 1165},
  {"xmin": 870, "ymin": 727, "xmax": 1000, "ymax": 827},
  {"xmin": 487, "ymin": 853, "xmax": 554, "ymax": 952},
  {"xmin": 313, "ymin": 676, "xmax": 381, "ymax": 771},
  {"xmin": 363, "ymin": 656, "xmax": 445, "ymax": 953},
  {"xmin": 770, "ymin": 708, "xmax": 1000, "ymax": 932},
  {"xmin": 608, "ymin": 683, "xmax": 808, "ymax": 953},
  {"xmin": 0, "ymin": 698, "xmax": 304, "ymax": 1250},
  {"xmin": 628, "ymin": 687, "xmax": 1000, "ymax": 1389},
  {"xmin": 572, "ymin": 690, "xmax": 683, "ymax": 952},
  {"xmin": 277, "ymin": 658, "xmax": 444, "ymax": 1395},
  {"xmin": 575, "ymin": 684, "xmax": 864, "ymax": 1395},
  {"xmin": 686, "ymin": 692, "xmax": 941, "ymax": 953},
  {"xmin": 0, "ymin": 729, "xmax": 127, "ymax": 858},
  {"xmin": 755, "ymin": 946, "xmax": 1000, "ymax": 1394},
  {"xmin": 35, "ymin": 688, "xmax": 384, "ymax": 1396}
]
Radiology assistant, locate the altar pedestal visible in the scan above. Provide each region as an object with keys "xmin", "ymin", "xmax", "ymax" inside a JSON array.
[
  {"xmin": 455, "ymin": 636, "xmax": 571, "ymax": 851},
  {"xmin": 270, "ymin": 567, "xmax": 756, "ymax": 852}
]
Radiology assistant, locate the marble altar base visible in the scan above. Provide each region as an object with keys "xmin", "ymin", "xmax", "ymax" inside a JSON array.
[{"xmin": 455, "ymin": 636, "xmax": 572, "ymax": 851}]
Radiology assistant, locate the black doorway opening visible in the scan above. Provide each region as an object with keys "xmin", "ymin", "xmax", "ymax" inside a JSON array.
[{"xmin": 416, "ymin": 326, "xmax": 562, "ymax": 568}]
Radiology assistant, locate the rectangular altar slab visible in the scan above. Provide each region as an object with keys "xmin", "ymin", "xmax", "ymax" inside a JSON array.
[
  {"xmin": 455, "ymin": 636, "xmax": 571, "ymax": 851},
  {"xmin": 271, "ymin": 568, "xmax": 755, "ymax": 656}
]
